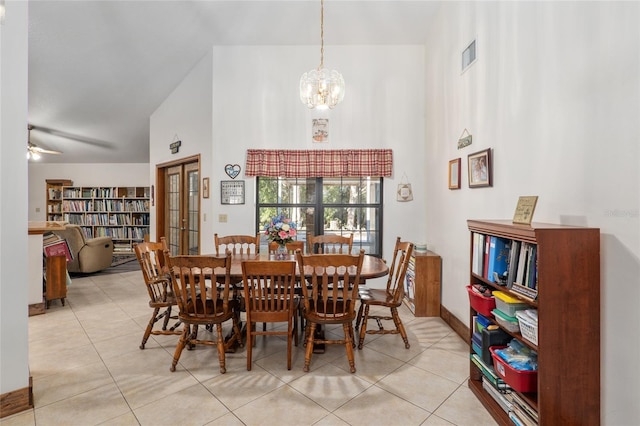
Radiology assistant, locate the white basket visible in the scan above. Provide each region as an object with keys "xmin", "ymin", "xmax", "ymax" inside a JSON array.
[{"xmin": 516, "ymin": 311, "xmax": 538, "ymax": 345}]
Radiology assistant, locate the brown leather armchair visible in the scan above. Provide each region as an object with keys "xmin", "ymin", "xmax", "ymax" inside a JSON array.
[{"xmin": 53, "ymin": 225, "xmax": 113, "ymax": 273}]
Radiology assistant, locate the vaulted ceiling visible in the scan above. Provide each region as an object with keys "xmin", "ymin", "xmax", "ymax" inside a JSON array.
[{"xmin": 28, "ymin": 1, "xmax": 441, "ymax": 163}]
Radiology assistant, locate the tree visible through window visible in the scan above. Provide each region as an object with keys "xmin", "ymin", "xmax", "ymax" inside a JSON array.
[{"xmin": 256, "ymin": 177, "xmax": 383, "ymax": 256}]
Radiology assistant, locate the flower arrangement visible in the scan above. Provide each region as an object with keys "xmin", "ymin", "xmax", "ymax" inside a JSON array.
[{"xmin": 263, "ymin": 214, "xmax": 297, "ymax": 245}]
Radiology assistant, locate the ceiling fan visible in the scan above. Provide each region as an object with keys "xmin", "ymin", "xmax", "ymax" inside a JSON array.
[{"xmin": 27, "ymin": 124, "xmax": 63, "ymax": 160}]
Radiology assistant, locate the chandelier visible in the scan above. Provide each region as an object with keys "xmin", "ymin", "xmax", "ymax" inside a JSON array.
[{"xmin": 299, "ymin": 0, "xmax": 345, "ymax": 110}]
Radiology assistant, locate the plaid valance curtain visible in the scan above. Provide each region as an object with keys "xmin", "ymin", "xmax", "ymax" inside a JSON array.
[{"xmin": 245, "ymin": 149, "xmax": 393, "ymax": 178}]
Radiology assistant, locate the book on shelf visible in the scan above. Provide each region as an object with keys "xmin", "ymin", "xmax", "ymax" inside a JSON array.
[
  {"xmin": 525, "ymin": 245, "xmax": 537, "ymax": 289},
  {"xmin": 510, "ymin": 392, "xmax": 539, "ymax": 423},
  {"xmin": 483, "ymin": 235, "xmax": 490, "ymax": 280},
  {"xmin": 506, "ymin": 240, "xmax": 521, "ymax": 289},
  {"xmin": 510, "ymin": 283, "xmax": 538, "ymax": 301},
  {"xmin": 482, "ymin": 380, "xmax": 513, "ymax": 413},
  {"xmin": 471, "ymin": 353, "xmax": 510, "ymax": 391},
  {"xmin": 515, "ymin": 242, "xmax": 530, "ymax": 287},
  {"xmin": 487, "ymin": 236, "xmax": 510, "ymax": 285},
  {"xmin": 472, "ymin": 232, "xmax": 484, "ymax": 276},
  {"xmin": 510, "ymin": 402, "xmax": 538, "ymax": 426}
]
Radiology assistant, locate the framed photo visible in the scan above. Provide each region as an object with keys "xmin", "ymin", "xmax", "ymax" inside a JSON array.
[
  {"xmin": 468, "ymin": 148, "xmax": 492, "ymax": 188},
  {"xmin": 221, "ymin": 180, "xmax": 245, "ymax": 205},
  {"xmin": 448, "ymin": 158, "xmax": 461, "ymax": 190},
  {"xmin": 202, "ymin": 178, "xmax": 210, "ymax": 199}
]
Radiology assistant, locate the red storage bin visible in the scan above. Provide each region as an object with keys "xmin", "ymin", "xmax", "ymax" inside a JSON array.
[
  {"xmin": 466, "ymin": 285, "xmax": 496, "ymax": 317},
  {"xmin": 490, "ymin": 346, "xmax": 538, "ymax": 393}
]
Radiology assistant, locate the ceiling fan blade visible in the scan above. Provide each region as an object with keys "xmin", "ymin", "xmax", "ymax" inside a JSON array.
[
  {"xmin": 32, "ymin": 147, "xmax": 63, "ymax": 155},
  {"xmin": 29, "ymin": 124, "xmax": 113, "ymax": 150},
  {"xmin": 28, "ymin": 142, "xmax": 63, "ymax": 155}
]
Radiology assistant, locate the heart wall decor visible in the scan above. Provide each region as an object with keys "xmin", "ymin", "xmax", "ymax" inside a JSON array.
[{"xmin": 225, "ymin": 164, "xmax": 241, "ymax": 179}]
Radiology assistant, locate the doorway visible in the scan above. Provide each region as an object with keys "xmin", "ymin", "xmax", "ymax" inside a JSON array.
[{"xmin": 156, "ymin": 155, "xmax": 200, "ymax": 255}]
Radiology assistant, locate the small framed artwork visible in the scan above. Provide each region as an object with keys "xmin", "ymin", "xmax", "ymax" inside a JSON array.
[
  {"xmin": 202, "ymin": 178, "xmax": 210, "ymax": 199},
  {"xmin": 448, "ymin": 158, "xmax": 461, "ymax": 189},
  {"xmin": 513, "ymin": 196, "xmax": 538, "ymax": 225},
  {"xmin": 312, "ymin": 118, "xmax": 328, "ymax": 143},
  {"xmin": 468, "ymin": 148, "xmax": 492, "ymax": 188},
  {"xmin": 221, "ymin": 180, "xmax": 245, "ymax": 205}
]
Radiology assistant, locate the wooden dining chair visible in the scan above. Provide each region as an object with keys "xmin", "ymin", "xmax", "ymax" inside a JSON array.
[
  {"xmin": 165, "ymin": 251, "xmax": 242, "ymax": 374},
  {"xmin": 307, "ymin": 233, "xmax": 353, "ymax": 254},
  {"xmin": 241, "ymin": 260, "xmax": 299, "ymax": 370},
  {"xmin": 133, "ymin": 238, "xmax": 181, "ymax": 349},
  {"xmin": 214, "ymin": 233, "xmax": 260, "ymax": 256},
  {"xmin": 268, "ymin": 240, "xmax": 307, "ymax": 338},
  {"xmin": 295, "ymin": 249, "xmax": 365, "ymax": 373},
  {"xmin": 355, "ymin": 237, "xmax": 414, "ymax": 349}
]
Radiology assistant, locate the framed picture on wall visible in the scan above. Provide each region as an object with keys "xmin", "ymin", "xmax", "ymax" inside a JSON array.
[
  {"xmin": 202, "ymin": 178, "xmax": 210, "ymax": 199},
  {"xmin": 220, "ymin": 180, "xmax": 245, "ymax": 205},
  {"xmin": 312, "ymin": 118, "xmax": 328, "ymax": 143},
  {"xmin": 468, "ymin": 148, "xmax": 492, "ymax": 188},
  {"xmin": 448, "ymin": 158, "xmax": 461, "ymax": 189}
]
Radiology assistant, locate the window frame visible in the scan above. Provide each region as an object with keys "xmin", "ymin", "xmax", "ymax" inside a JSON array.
[{"xmin": 255, "ymin": 177, "xmax": 384, "ymax": 256}]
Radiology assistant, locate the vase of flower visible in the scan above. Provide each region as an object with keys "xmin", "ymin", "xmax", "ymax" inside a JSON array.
[{"xmin": 264, "ymin": 214, "xmax": 297, "ymax": 260}]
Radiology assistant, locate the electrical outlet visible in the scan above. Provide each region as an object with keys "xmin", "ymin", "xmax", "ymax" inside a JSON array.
[
  {"xmin": 219, "ymin": 214, "xmax": 228, "ymax": 223},
  {"xmin": 203, "ymin": 213, "xmax": 207, "ymax": 222},
  {"xmin": 35, "ymin": 207, "xmax": 41, "ymax": 212}
]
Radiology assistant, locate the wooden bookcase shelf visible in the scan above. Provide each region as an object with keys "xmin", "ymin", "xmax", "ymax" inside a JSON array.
[
  {"xmin": 466, "ymin": 219, "xmax": 600, "ymax": 425},
  {"xmin": 46, "ymin": 179, "xmax": 73, "ymax": 222},
  {"xmin": 61, "ymin": 186, "xmax": 150, "ymax": 254},
  {"xmin": 403, "ymin": 250, "xmax": 441, "ymax": 317}
]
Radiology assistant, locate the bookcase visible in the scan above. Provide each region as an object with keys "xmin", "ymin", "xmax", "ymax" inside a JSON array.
[
  {"xmin": 46, "ymin": 179, "xmax": 73, "ymax": 221},
  {"xmin": 403, "ymin": 250, "xmax": 441, "ymax": 317},
  {"xmin": 467, "ymin": 219, "xmax": 600, "ymax": 425},
  {"xmin": 61, "ymin": 186, "xmax": 150, "ymax": 254}
]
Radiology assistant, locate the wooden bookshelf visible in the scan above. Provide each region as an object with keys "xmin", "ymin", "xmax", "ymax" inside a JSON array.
[
  {"xmin": 467, "ymin": 219, "xmax": 600, "ymax": 425},
  {"xmin": 403, "ymin": 250, "xmax": 441, "ymax": 316},
  {"xmin": 61, "ymin": 186, "xmax": 150, "ymax": 254},
  {"xmin": 45, "ymin": 179, "xmax": 72, "ymax": 221}
]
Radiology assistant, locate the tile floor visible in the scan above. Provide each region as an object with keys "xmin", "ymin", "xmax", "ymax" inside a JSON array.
[{"xmin": 3, "ymin": 268, "xmax": 497, "ymax": 426}]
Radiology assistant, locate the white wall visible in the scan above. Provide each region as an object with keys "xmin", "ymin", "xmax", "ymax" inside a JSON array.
[
  {"xmin": 28, "ymin": 163, "xmax": 150, "ymax": 221},
  {"xmin": 150, "ymin": 49, "xmax": 213, "ymax": 250},
  {"xmin": 424, "ymin": 2, "xmax": 639, "ymax": 424},
  {"xmin": 0, "ymin": 0, "xmax": 30, "ymax": 396},
  {"xmin": 151, "ymin": 45, "xmax": 427, "ymax": 266}
]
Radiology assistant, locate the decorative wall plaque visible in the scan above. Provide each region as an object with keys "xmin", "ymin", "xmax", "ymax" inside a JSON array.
[
  {"xmin": 513, "ymin": 196, "xmax": 538, "ymax": 225},
  {"xmin": 221, "ymin": 180, "xmax": 245, "ymax": 205}
]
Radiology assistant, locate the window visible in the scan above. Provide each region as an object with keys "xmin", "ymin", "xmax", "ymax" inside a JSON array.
[
  {"xmin": 462, "ymin": 39, "xmax": 477, "ymax": 72},
  {"xmin": 256, "ymin": 177, "xmax": 383, "ymax": 256}
]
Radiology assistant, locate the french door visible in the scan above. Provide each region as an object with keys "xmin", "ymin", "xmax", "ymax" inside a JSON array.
[{"xmin": 156, "ymin": 156, "xmax": 200, "ymax": 255}]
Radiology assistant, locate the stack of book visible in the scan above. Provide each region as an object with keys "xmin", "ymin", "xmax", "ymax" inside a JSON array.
[
  {"xmin": 508, "ymin": 392, "xmax": 539, "ymax": 425},
  {"xmin": 43, "ymin": 232, "xmax": 73, "ymax": 262},
  {"xmin": 471, "ymin": 353, "xmax": 509, "ymax": 391}
]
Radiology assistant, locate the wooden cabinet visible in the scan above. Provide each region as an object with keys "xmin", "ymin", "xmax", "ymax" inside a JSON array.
[
  {"xmin": 403, "ymin": 250, "xmax": 441, "ymax": 317},
  {"xmin": 467, "ymin": 219, "xmax": 600, "ymax": 425},
  {"xmin": 61, "ymin": 186, "xmax": 150, "ymax": 254},
  {"xmin": 45, "ymin": 179, "xmax": 72, "ymax": 221},
  {"xmin": 45, "ymin": 255, "xmax": 67, "ymax": 307}
]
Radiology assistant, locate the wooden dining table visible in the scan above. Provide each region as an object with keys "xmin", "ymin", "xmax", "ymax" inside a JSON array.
[
  {"xmin": 200, "ymin": 252, "xmax": 389, "ymax": 352},
  {"xmin": 213, "ymin": 252, "xmax": 389, "ymax": 283}
]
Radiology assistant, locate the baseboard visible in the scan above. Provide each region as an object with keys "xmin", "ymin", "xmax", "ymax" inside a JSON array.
[
  {"xmin": 28, "ymin": 302, "xmax": 46, "ymax": 316},
  {"xmin": 0, "ymin": 376, "xmax": 33, "ymax": 418},
  {"xmin": 440, "ymin": 304, "xmax": 468, "ymax": 342}
]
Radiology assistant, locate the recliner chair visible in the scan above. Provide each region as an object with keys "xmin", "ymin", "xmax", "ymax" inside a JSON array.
[{"xmin": 53, "ymin": 224, "xmax": 113, "ymax": 273}]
